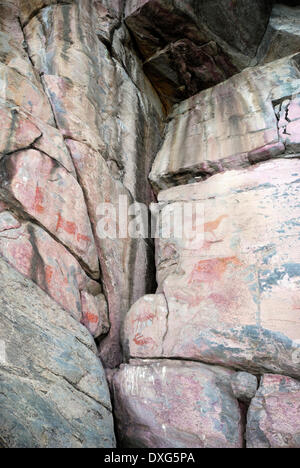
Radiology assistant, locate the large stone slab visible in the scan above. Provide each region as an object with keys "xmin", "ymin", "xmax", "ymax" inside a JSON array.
[
  {"xmin": 125, "ymin": 159, "xmax": 300, "ymax": 378},
  {"xmin": 246, "ymin": 374, "xmax": 300, "ymax": 448},
  {"xmin": 21, "ymin": 1, "xmax": 163, "ymax": 367},
  {"xmin": 0, "ymin": 148, "xmax": 99, "ymax": 277},
  {"xmin": 111, "ymin": 359, "xmax": 243, "ymax": 448},
  {"xmin": 150, "ymin": 54, "xmax": 300, "ymax": 191},
  {"xmin": 0, "ymin": 255, "xmax": 115, "ymax": 448}
]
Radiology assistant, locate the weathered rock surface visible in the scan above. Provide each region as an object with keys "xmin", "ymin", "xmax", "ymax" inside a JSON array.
[
  {"xmin": 0, "ymin": 209, "xmax": 95, "ymax": 317},
  {"xmin": 111, "ymin": 359, "xmax": 243, "ymax": 448},
  {"xmin": 231, "ymin": 372, "xmax": 258, "ymax": 404},
  {"xmin": 125, "ymin": 0, "xmax": 272, "ymax": 109},
  {"xmin": 0, "ymin": 255, "xmax": 115, "ymax": 448},
  {"xmin": 0, "ymin": 148, "xmax": 99, "ymax": 277},
  {"xmin": 125, "ymin": 159, "xmax": 300, "ymax": 378},
  {"xmin": 246, "ymin": 374, "xmax": 300, "ymax": 448},
  {"xmin": 1, "ymin": 0, "xmax": 300, "ymax": 450},
  {"xmin": 150, "ymin": 54, "xmax": 300, "ymax": 191},
  {"xmin": 19, "ymin": 0, "xmax": 163, "ymax": 367}
]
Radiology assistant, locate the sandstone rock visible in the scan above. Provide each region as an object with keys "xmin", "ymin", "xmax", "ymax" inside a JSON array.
[
  {"xmin": 123, "ymin": 294, "xmax": 168, "ymax": 359},
  {"xmin": 150, "ymin": 54, "xmax": 300, "ymax": 191},
  {"xmin": 24, "ymin": 5, "xmax": 164, "ymax": 203},
  {"xmin": 0, "ymin": 255, "xmax": 115, "ymax": 448},
  {"xmin": 0, "ymin": 1, "xmax": 25, "ymax": 47},
  {"xmin": 257, "ymin": 4, "xmax": 300, "ymax": 65},
  {"xmin": 0, "ymin": 210, "xmax": 101, "ymax": 322},
  {"xmin": 19, "ymin": 0, "xmax": 163, "ymax": 368},
  {"xmin": 111, "ymin": 359, "xmax": 243, "ymax": 448},
  {"xmin": 125, "ymin": 0, "xmax": 272, "ymax": 108},
  {"xmin": 246, "ymin": 374, "xmax": 300, "ymax": 448},
  {"xmin": 231, "ymin": 372, "xmax": 258, "ymax": 403},
  {"xmin": 80, "ymin": 291, "xmax": 110, "ymax": 339},
  {"xmin": 0, "ymin": 62, "xmax": 54, "ymax": 125},
  {"xmin": 19, "ymin": 0, "xmax": 73, "ymax": 25},
  {"xmin": 125, "ymin": 159, "xmax": 300, "ymax": 378},
  {"xmin": 0, "ymin": 103, "xmax": 76, "ymax": 175},
  {"xmin": 66, "ymin": 139, "xmax": 155, "ymax": 367},
  {"xmin": 0, "ymin": 148, "xmax": 99, "ymax": 277}
]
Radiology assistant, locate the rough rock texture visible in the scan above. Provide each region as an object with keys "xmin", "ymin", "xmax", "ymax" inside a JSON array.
[
  {"xmin": 125, "ymin": 0, "xmax": 272, "ymax": 110},
  {"xmin": 231, "ymin": 372, "xmax": 258, "ymax": 404},
  {"xmin": 0, "ymin": 255, "xmax": 115, "ymax": 448},
  {"xmin": 150, "ymin": 54, "xmax": 300, "ymax": 191},
  {"xmin": 257, "ymin": 4, "xmax": 300, "ymax": 64},
  {"xmin": 18, "ymin": 0, "xmax": 164, "ymax": 368},
  {"xmin": 111, "ymin": 360, "xmax": 244, "ymax": 448},
  {"xmin": 125, "ymin": 159, "xmax": 300, "ymax": 378},
  {"xmin": 246, "ymin": 374, "xmax": 300, "ymax": 448},
  {"xmin": 0, "ymin": 0, "xmax": 163, "ymax": 446},
  {"xmin": 1, "ymin": 0, "xmax": 300, "ymax": 450}
]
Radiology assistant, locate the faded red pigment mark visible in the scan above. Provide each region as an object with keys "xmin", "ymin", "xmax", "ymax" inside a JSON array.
[
  {"xmin": 77, "ymin": 233, "xmax": 90, "ymax": 243},
  {"xmin": 34, "ymin": 187, "xmax": 45, "ymax": 214},
  {"xmin": 56, "ymin": 213, "xmax": 76, "ymax": 235},
  {"xmin": 204, "ymin": 215, "xmax": 228, "ymax": 240},
  {"xmin": 45, "ymin": 265, "xmax": 54, "ymax": 284},
  {"xmin": 83, "ymin": 312, "xmax": 99, "ymax": 324},
  {"xmin": 133, "ymin": 333, "xmax": 156, "ymax": 347},
  {"xmin": 133, "ymin": 305, "xmax": 156, "ymax": 324},
  {"xmin": 173, "ymin": 289, "xmax": 204, "ymax": 307},
  {"xmin": 189, "ymin": 256, "xmax": 242, "ymax": 284}
]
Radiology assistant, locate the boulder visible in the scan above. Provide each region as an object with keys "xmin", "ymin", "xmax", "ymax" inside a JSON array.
[
  {"xmin": 150, "ymin": 54, "xmax": 300, "ymax": 192},
  {"xmin": 0, "ymin": 255, "xmax": 115, "ymax": 448},
  {"xmin": 0, "ymin": 208, "xmax": 103, "ymax": 327},
  {"xmin": 231, "ymin": 372, "xmax": 258, "ymax": 404},
  {"xmin": 125, "ymin": 159, "xmax": 300, "ymax": 378},
  {"xmin": 111, "ymin": 359, "xmax": 243, "ymax": 448},
  {"xmin": 246, "ymin": 374, "xmax": 300, "ymax": 448},
  {"xmin": 0, "ymin": 148, "xmax": 99, "ymax": 278}
]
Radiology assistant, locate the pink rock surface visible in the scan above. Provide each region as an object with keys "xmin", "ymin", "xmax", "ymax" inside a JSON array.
[
  {"xmin": 111, "ymin": 360, "xmax": 243, "ymax": 448},
  {"xmin": 125, "ymin": 159, "xmax": 300, "ymax": 378},
  {"xmin": 0, "ymin": 149, "xmax": 99, "ymax": 277},
  {"xmin": 0, "ymin": 62, "xmax": 54, "ymax": 125},
  {"xmin": 0, "ymin": 104, "xmax": 76, "ymax": 175},
  {"xmin": 43, "ymin": 75, "xmax": 105, "ymax": 153},
  {"xmin": 0, "ymin": 209, "xmax": 101, "ymax": 321},
  {"xmin": 80, "ymin": 291, "xmax": 110, "ymax": 339},
  {"xmin": 247, "ymin": 374, "xmax": 300, "ymax": 448},
  {"xmin": 123, "ymin": 294, "xmax": 168, "ymax": 359}
]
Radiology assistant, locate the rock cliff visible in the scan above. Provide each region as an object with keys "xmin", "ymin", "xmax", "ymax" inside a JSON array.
[{"xmin": 0, "ymin": 0, "xmax": 299, "ymax": 448}]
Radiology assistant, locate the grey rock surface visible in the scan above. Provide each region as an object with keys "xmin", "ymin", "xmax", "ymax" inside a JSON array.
[
  {"xmin": 0, "ymin": 255, "xmax": 116, "ymax": 448},
  {"xmin": 231, "ymin": 372, "xmax": 258, "ymax": 403}
]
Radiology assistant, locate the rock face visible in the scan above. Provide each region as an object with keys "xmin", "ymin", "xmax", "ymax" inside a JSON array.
[
  {"xmin": 125, "ymin": 0, "xmax": 272, "ymax": 109},
  {"xmin": 247, "ymin": 374, "xmax": 300, "ymax": 448},
  {"xmin": 231, "ymin": 372, "xmax": 258, "ymax": 404},
  {"xmin": 1, "ymin": 0, "xmax": 300, "ymax": 450},
  {"xmin": 257, "ymin": 4, "xmax": 300, "ymax": 64},
  {"xmin": 111, "ymin": 360, "xmax": 244, "ymax": 448},
  {"xmin": 0, "ymin": 255, "xmax": 115, "ymax": 448},
  {"xmin": 125, "ymin": 159, "xmax": 300, "ymax": 378},
  {"xmin": 150, "ymin": 54, "xmax": 300, "ymax": 191}
]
